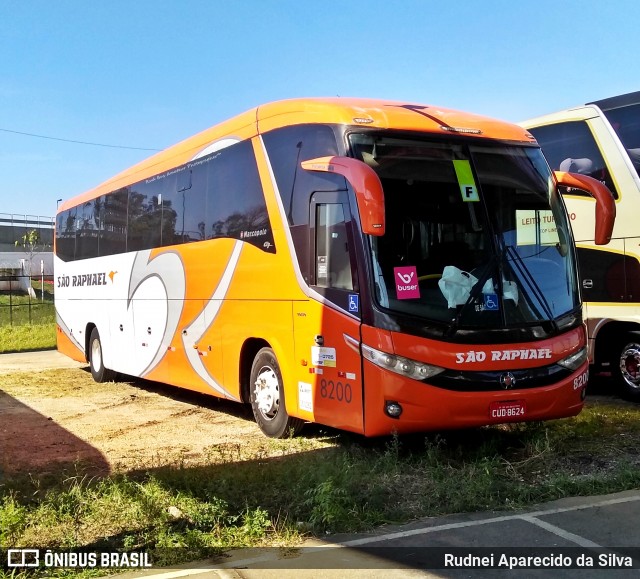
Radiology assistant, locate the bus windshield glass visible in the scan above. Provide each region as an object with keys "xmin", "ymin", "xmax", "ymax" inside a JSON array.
[
  {"xmin": 601, "ymin": 102, "xmax": 640, "ymax": 178},
  {"xmin": 349, "ymin": 134, "xmax": 579, "ymax": 329}
]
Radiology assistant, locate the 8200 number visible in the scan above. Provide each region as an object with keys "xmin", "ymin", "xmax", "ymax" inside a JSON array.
[
  {"xmin": 573, "ymin": 370, "xmax": 589, "ymax": 390},
  {"xmin": 319, "ymin": 379, "xmax": 353, "ymax": 403}
]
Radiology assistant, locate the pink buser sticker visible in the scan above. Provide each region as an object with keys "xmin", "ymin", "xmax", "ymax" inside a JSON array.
[{"xmin": 394, "ymin": 266, "xmax": 421, "ymax": 299}]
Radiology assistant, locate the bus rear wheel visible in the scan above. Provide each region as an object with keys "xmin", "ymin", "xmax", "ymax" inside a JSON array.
[
  {"xmin": 611, "ymin": 333, "xmax": 640, "ymax": 402},
  {"xmin": 250, "ymin": 347, "xmax": 304, "ymax": 438},
  {"xmin": 89, "ymin": 327, "xmax": 116, "ymax": 383}
]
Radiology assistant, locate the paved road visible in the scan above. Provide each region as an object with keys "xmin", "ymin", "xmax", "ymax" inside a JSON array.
[{"xmin": 102, "ymin": 489, "xmax": 640, "ymax": 578}]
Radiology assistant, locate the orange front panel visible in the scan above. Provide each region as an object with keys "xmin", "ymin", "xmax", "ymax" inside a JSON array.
[
  {"xmin": 361, "ymin": 325, "xmax": 394, "ymax": 353},
  {"xmin": 362, "ymin": 360, "xmax": 585, "ymax": 437},
  {"xmin": 293, "ymin": 301, "xmax": 364, "ymax": 434},
  {"xmin": 391, "ymin": 326, "xmax": 585, "ymax": 371},
  {"xmin": 359, "ymin": 323, "xmax": 587, "ymax": 436}
]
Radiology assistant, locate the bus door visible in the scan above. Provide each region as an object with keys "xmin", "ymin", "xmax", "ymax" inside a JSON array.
[
  {"xmin": 292, "ymin": 191, "xmax": 364, "ymax": 434},
  {"xmin": 108, "ymin": 297, "xmax": 137, "ymax": 376},
  {"xmin": 130, "ymin": 286, "xmax": 171, "ymax": 383}
]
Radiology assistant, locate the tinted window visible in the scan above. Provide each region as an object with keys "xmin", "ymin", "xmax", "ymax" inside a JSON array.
[
  {"xmin": 162, "ymin": 169, "xmax": 207, "ymax": 245},
  {"xmin": 55, "ymin": 208, "xmax": 76, "ymax": 262},
  {"xmin": 75, "ymin": 198, "xmax": 100, "ymax": 260},
  {"xmin": 128, "ymin": 180, "xmax": 164, "ymax": 251},
  {"xmin": 529, "ymin": 121, "xmax": 619, "ymax": 199},
  {"xmin": 263, "ymin": 124, "xmax": 345, "ymax": 279},
  {"xmin": 58, "ymin": 138, "xmax": 274, "ymax": 260},
  {"xmin": 100, "ymin": 189, "xmax": 128, "ymax": 256},
  {"xmin": 601, "ymin": 103, "xmax": 640, "ymax": 179},
  {"xmin": 263, "ymin": 124, "xmax": 344, "ymax": 225},
  {"xmin": 203, "ymin": 140, "xmax": 275, "ymax": 253},
  {"xmin": 351, "ymin": 134, "xmax": 578, "ymax": 326}
]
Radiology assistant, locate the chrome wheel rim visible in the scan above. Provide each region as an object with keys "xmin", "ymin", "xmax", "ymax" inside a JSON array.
[
  {"xmin": 619, "ymin": 343, "xmax": 640, "ymax": 390},
  {"xmin": 253, "ymin": 366, "xmax": 280, "ymax": 420}
]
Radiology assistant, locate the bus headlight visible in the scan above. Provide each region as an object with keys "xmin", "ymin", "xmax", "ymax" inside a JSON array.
[
  {"xmin": 557, "ymin": 347, "xmax": 588, "ymax": 371},
  {"xmin": 362, "ymin": 344, "xmax": 445, "ymax": 381}
]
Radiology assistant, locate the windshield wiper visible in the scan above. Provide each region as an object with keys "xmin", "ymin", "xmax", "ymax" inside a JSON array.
[
  {"xmin": 445, "ymin": 241, "xmax": 561, "ymax": 338},
  {"xmin": 505, "ymin": 246, "xmax": 559, "ymax": 335}
]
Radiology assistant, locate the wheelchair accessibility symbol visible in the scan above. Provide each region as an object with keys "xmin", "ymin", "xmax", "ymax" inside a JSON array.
[
  {"xmin": 484, "ymin": 293, "xmax": 499, "ymax": 311},
  {"xmin": 348, "ymin": 294, "xmax": 359, "ymax": 313}
]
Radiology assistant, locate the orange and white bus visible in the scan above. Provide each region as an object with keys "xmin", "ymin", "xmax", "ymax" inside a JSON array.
[{"xmin": 55, "ymin": 98, "xmax": 615, "ymax": 437}]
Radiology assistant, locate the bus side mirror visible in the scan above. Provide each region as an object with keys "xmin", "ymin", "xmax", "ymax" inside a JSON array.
[
  {"xmin": 301, "ymin": 156, "xmax": 385, "ymax": 236},
  {"xmin": 554, "ymin": 171, "xmax": 616, "ymax": 246}
]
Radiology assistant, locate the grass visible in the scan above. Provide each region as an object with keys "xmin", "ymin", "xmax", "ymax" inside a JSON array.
[
  {"xmin": 0, "ymin": 281, "xmax": 56, "ymax": 352},
  {"xmin": 0, "ymin": 322, "xmax": 56, "ymax": 353},
  {"xmin": 0, "ymin": 299, "xmax": 54, "ymax": 326},
  {"xmin": 2, "ymin": 393, "xmax": 640, "ymax": 576}
]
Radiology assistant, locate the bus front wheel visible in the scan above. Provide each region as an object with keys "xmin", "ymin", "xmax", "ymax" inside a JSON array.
[
  {"xmin": 89, "ymin": 328, "xmax": 116, "ymax": 383},
  {"xmin": 250, "ymin": 347, "xmax": 304, "ymax": 438},
  {"xmin": 611, "ymin": 333, "xmax": 640, "ymax": 402}
]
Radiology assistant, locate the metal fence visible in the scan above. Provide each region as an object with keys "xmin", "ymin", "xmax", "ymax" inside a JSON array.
[{"xmin": 0, "ymin": 270, "xmax": 55, "ymax": 326}]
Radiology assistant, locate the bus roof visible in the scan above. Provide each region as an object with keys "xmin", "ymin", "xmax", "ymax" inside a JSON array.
[
  {"xmin": 589, "ymin": 91, "xmax": 640, "ymax": 111},
  {"xmin": 520, "ymin": 91, "xmax": 640, "ymax": 130},
  {"xmin": 58, "ymin": 97, "xmax": 535, "ymax": 212}
]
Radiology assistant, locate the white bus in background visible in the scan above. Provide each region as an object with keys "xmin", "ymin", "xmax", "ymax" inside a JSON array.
[{"xmin": 521, "ymin": 92, "xmax": 640, "ymax": 400}]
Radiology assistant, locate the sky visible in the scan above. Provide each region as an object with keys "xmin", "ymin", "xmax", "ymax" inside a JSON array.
[{"xmin": 1, "ymin": 0, "xmax": 638, "ymax": 220}]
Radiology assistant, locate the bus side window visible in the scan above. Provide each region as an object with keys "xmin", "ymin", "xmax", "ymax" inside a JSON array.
[
  {"xmin": 128, "ymin": 181, "xmax": 165, "ymax": 251},
  {"xmin": 315, "ymin": 203, "xmax": 353, "ymax": 291},
  {"xmin": 75, "ymin": 198, "xmax": 100, "ymax": 260},
  {"xmin": 100, "ymin": 188, "xmax": 128, "ymax": 256},
  {"xmin": 55, "ymin": 207, "xmax": 77, "ymax": 262},
  {"xmin": 528, "ymin": 121, "xmax": 619, "ymax": 199},
  {"xmin": 263, "ymin": 125, "xmax": 345, "ymax": 283}
]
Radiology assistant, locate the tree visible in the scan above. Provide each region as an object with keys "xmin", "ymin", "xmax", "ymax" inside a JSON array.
[{"xmin": 15, "ymin": 229, "xmax": 41, "ymax": 298}]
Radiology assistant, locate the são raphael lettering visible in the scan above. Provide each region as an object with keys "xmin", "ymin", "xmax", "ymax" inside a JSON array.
[
  {"xmin": 57, "ymin": 273, "xmax": 107, "ymax": 288},
  {"xmin": 455, "ymin": 348, "xmax": 553, "ymax": 364}
]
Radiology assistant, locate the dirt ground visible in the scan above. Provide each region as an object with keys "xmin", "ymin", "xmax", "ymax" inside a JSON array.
[
  {"xmin": 0, "ymin": 352, "xmax": 633, "ymax": 480},
  {"xmin": 0, "ymin": 363, "xmax": 285, "ymax": 477}
]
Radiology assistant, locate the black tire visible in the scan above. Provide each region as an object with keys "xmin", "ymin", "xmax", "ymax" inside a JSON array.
[
  {"xmin": 250, "ymin": 347, "xmax": 304, "ymax": 438},
  {"xmin": 89, "ymin": 327, "xmax": 116, "ymax": 383},
  {"xmin": 611, "ymin": 333, "xmax": 640, "ymax": 402}
]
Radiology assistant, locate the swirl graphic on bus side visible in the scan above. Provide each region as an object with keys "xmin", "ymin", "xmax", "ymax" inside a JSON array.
[
  {"xmin": 181, "ymin": 240, "xmax": 243, "ymax": 400},
  {"xmin": 128, "ymin": 250, "xmax": 186, "ymax": 377}
]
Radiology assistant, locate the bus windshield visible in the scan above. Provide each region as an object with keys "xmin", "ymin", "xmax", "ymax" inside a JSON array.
[
  {"xmin": 349, "ymin": 134, "xmax": 579, "ymax": 330},
  {"xmin": 601, "ymin": 102, "xmax": 640, "ymax": 178}
]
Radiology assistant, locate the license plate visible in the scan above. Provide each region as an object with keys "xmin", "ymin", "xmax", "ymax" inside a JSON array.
[{"xmin": 489, "ymin": 400, "xmax": 526, "ymax": 420}]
